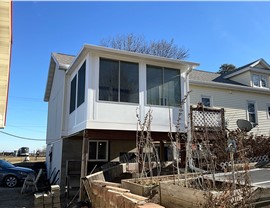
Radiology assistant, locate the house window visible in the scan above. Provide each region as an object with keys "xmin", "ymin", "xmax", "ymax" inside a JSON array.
[
  {"xmin": 201, "ymin": 96, "xmax": 212, "ymax": 107},
  {"xmin": 252, "ymin": 74, "xmax": 268, "ymax": 88},
  {"xmin": 88, "ymin": 140, "xmax": 108, "ymax": 161},
  {"xmin": 147, "ymin": 65, "xmax": 181, "ymax": 106},
  {"xmin": 77, "ymin": 62, "xmax": 86, "ymax": 107},
  {"xmin": 99, "ymin": 58, "xmax": 139, "ymax": 103},
  {"xmin": 247, "ymin": 101, "xmax": 257, "ymax": 124},
  {"xmin": 69, "ymin": 75, "xmax": 77, "ymax": 113},
  {"xmin": 267, "ymin": 105, "xmax": 270, "ymax": 119}
]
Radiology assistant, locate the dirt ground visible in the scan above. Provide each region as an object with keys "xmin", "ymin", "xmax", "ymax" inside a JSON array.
[
  {"xmin": 0, "ymin": 156, "xmax": 46, "ymax": 163},
  {"xmin": 0, "ymin": 187, "xmax": 34, "ymax": 208}
]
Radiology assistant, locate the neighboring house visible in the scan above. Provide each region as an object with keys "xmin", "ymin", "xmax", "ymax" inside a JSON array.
[
  {"xmin": 190, "ymin": 58, "xmax": 270, "ymax": 136},
  {"xmin": 0, "ymin": 0, "xmax": 12, "ymax": 128},
  {"xmin": 44, "ymin": 44, "xmax": 199, "ymax": 191}
]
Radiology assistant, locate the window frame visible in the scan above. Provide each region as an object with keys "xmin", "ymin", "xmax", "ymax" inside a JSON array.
[
  {"xmin": 267, "ymin": 104, "xmax": 270, "ymax": 119},
  {"xmin": 247, "ymin": 101, "xmax": 257, "ymax": 124},
  {"xmin": 146, "ymin": 65, "xmax": 181, "ymax": 107},
  {"xmin": 77, "ymin": 62, "xmax": 86, "ymax": 108},
  {"xmin": 69, "ymin": 75, "xmax": 77, "ymax": 114},
  {"xmin": 201, "ymin": 95, "xmax": 212, "ymax": 107},
  {"xmin": 88, "ymin": 140, "xmax": 109, "ymax": 162},
  {"xmin": 252, "ymin": 73, "xmax": 268, "ymax": 88},
  {"xmin": 98, "ymin": 58, "xmax": 139, "ymax": 104}
]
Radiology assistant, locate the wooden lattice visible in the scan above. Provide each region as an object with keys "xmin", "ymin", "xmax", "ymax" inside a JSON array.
[{"xmin": 190, "ymin": 106, "xmax": 225, "ymax": 131}]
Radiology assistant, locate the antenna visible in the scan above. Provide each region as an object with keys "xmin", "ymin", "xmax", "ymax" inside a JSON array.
[{"xmin": 236, "ymin": 119, "xmax": 253, "ymax": 132}]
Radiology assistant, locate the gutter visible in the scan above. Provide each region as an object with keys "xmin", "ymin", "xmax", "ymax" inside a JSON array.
[{"xmin": 190, "ymin": 80, "xmax": 270, "ymax": 95}]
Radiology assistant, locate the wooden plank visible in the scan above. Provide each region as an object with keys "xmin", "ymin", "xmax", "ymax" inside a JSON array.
[
  {"xmin": 79, "ymin": 134, "xmax": 89, "ymax": 201},
  {"xmin": 160, "ymin": 182, "xmax": 206, "ymax": 208}
]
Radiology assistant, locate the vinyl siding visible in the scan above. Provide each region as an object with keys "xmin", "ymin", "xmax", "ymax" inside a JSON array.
[
  {"xmin": 190, "ymin": 84, "xmax": 270, "ymax": 136},
  {"xmin": 230, "ymin": 71, "xmax": 251, "ymax": 86},
  {"xmin": 0, "ymin": 0, "xmax": 12, "ymax": 128}
]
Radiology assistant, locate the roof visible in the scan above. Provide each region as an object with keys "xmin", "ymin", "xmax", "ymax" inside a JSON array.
[
  {"xmin": 223, "ymin": 58, "xmax": 270, "ymax": 78},
  {"xmin": 52, "ymin": 53, "xmax": 75, "ymax": 69},
  {"xmin": 190, "ymin": 69, "xmax": 244, "ymax": 86}
]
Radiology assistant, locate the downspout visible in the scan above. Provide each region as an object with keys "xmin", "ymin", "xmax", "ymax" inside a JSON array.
[{"xmin": 184, "ymin": 66, "xmax": 206, "ymax": 173}]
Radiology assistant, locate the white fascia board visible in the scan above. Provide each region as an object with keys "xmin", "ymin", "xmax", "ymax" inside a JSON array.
[
  {"xmin": 66, "ymin": 44, "xmax": 200, "ymax": 75},
  {"xmin": 190, "ymin": 80, "xmax": 270, "ymax": 95}
]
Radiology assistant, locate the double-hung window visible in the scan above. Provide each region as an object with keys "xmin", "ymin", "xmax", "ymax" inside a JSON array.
[
  {"xmin": 247, "ymin": 101, "xmax": 257, "ymax": 124},
  {"xmin": 99, "ymin": 58, "xmax": 139, "ymax": 103},
  {"xmin": 147, "ymin": 65, "xmax": 181, "ymax": 106},
  {"xmin": 88, "ymin": 140, "xmax": 108, "ymax": 161},
  {"xmin": 252, "ymin": 74, "xmax": 268, "ymax": 88}
]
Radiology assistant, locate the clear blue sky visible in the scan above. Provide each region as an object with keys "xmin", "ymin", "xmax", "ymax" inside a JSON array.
[{"xmin": 1, "ymin": 1, "xmax": 270, "ymax": 152}]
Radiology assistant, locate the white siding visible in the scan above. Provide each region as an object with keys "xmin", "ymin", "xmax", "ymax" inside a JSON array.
[
  {"xmin": 46, "ymin": 66, "xmax": 66, "ymax": 142},
  {"xmin": 230, "ymin": 71, "xmax": 251, "ymax": 86},
  {"xmin": 190, "ymin": 84, "xmax": 270, "ymax": 136},
  {"xmin": 64, "ymin": 52, "xmax": 189, "ymax": 135}
]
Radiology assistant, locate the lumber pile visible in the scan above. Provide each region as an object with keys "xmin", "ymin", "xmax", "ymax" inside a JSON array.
[
  {"xmin": 34, "ymin": 185, "xmax": 61, "ymax": 208},
  {"xmin": 84, "ymin": 180, "xmax": 164, "ymax": 208}
]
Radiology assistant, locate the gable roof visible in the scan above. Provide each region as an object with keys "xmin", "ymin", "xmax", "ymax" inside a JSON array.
[
  {"xmin": 44, "ymin": 53, "xmax": 75, "ymax": 102},
  {"xmin": 190, "ymin": 68, "xmax": 270, "ymax": 95},
  {"xmin": 190, "ymin": 69, "xmax": 244, "ymax": 86},
  {"xmin": 223, "ymin": 58, "xmax": 270, "ymax": 79},
  {"xmin": 52, "ymin": 52, "xmax": 75, "ymax": 69}
]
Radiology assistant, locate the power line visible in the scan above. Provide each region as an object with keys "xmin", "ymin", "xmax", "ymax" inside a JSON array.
[{"xmin": 0, "ymin": 131, "xmax": 45, "ymax": 141}]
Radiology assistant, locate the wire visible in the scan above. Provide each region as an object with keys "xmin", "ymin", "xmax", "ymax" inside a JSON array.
[{"xmin": 0, "ymin": 131, "xmax": 45, "ymax": 141}]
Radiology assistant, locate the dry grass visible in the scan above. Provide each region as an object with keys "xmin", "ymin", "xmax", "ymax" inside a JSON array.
[{"xmin": 0, "ymin": 156, "xmax": 46, "ymax": 163}]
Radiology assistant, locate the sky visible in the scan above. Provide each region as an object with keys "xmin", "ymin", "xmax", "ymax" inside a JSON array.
[{"xmin": 1, "ymin": 1, "xmax": 270, "ymax": 152}]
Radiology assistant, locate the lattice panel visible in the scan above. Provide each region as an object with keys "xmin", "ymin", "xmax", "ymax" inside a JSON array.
[{"xmin": 192, "ymin": 111, "xmax": 222, "ymax": 127}]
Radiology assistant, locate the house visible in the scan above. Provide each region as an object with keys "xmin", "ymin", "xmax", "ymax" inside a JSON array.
[
  {"xmin": 44, "ymin": 44, "xmax": 199, "ymax": 193},
  {"xmin": 0, "ymin": 0, "xmax": 12, "ymax": 128},
  {"xmin": 189, "ymin": 58, "xmax": 270, "ymax": 136}
]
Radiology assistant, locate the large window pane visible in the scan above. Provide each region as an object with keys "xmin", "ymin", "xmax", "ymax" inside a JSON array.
[
  {"xmin": 147, "ymin": 65, "xmax": 181, "ymax": 106},
  {"xmin": 69, "ymin": 75, "xmax": 77, "ymax": 113},
  {"xmin": 163, "ymin": 68, "xmax": 181, "ymax": 106},
  {"xmin": 120, "ymin": 61, "xmax": 139, "ymax": 103},
  {"xmin": 89, "ymin": 141, "xmax": 97, "ymax": 160},
  {"xmin": 261, "ymin": 75, "xmax": 267, "ymax": 88},
  {"xmin": 97, "ymin": 141, "xmax": 107, "ymax": 160},
  {"xmin": 77, "ymin": 62, "xmax": 86, "ymax": 107},
  {"xmin": 252, "ymin": 75, "xmax": 260, "ymax": 87},
  {"xmin": 247, "ymin": 102, "xmax": 256, "ymax": 123},
  {"xmin": 147, "ymin": 65, "xmax": 163, "ymax": 105},
  {"xmin": 99, "ymin": 58, "xmax": 119, "ymax": 101}
]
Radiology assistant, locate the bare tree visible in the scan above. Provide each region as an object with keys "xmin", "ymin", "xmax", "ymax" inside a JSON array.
[{"xmin": 100, "ymin": 33, "xmax": 189, "ymax": 60}]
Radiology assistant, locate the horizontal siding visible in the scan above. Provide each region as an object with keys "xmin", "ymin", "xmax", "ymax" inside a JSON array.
[
  {"xmin": 190, "ymin": 85, "xmax": 270, "ymax": 136},
  {"xmin": 230, "ymin": 71, "xmax": 251, "ymax": 86},
  {"xmin": 0, "ymin": 0, "xmax": 11, "ymax": 128}
]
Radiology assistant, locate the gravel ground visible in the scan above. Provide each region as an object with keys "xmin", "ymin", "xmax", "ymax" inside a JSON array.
[{"xmin": 0, "ymin": 187, "xmax": 34, "ymax": 208}]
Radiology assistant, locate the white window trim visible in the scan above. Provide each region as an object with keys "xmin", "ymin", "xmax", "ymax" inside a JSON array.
[
  {"xmin": 251, "ymin": 73, "xmax": 269, "ymax": 88},
  {"xmin": 88, "ymin": 140, "xmax": 109, "ymax": 162},
  {"xmin": 246, "ymin": 100, "xmax": 257, "ymax": 124},
  {"xmin": 201, "ymin": 95, "xmax": 213, "ymax": 107},
  {"xmin": 267, "ymin": 104, "xmax": 270, "ymax": 119}
]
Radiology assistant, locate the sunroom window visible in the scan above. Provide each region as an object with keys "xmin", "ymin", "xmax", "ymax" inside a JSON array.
[
  {"xmin": 147, "ymin": 65, "xmax": 181, "ymax": 106},
  {"xmin": 99, "ymin": 58, "xmax": 139, "ymax": 103}
]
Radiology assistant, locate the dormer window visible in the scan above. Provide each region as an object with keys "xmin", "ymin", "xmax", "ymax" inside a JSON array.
[{"xmin": 252, "ymin": 74, "xmax": 268, "ymax": 88}]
